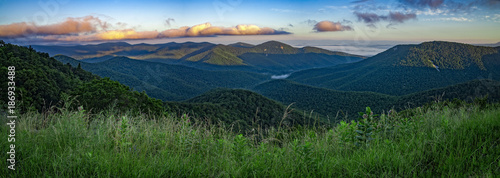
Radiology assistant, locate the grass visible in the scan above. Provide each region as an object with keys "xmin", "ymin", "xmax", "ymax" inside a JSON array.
[{"xmin": 1, "ymin": 102, "xmax": 499, "ymax": 177}]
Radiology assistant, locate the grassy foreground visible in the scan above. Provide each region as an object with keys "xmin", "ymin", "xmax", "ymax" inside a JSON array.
[{"xmin": 1, "ymin": 102, "xmax": 499, "ymax": 177}]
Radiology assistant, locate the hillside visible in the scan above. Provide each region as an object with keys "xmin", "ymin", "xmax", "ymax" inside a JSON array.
[
  {"xmin": 289, "ymin": 41, "xmax": 500, "ymax": 95},
  {"xmin": 253, "ymin": 79, "xmax": 396, "ymax": 121},
  {"xmin": 164, "ymin": 88, "xmax": 311, "ymax": 131},
  {"xmin": 54, "ymin": 55, "xmax": 269, "ymax": 101},
  {"xmin": 0, "ymin": 42, "xmax": 164, "ymax": 114},
  {"xmin": 254, "ymin": 79, "xmax": 500, "ymax": 120},
  {"xmin": 33, "ymin": 41, "xmax": 365, "ymax": 74}
]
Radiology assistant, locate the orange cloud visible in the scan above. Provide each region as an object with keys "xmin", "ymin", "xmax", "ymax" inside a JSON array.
[
  {"xmin": 96, "ymin": 29, "xmax": 159, "ymax": 40},
  {"xmin": 313, "ymin": 21, "xmax": 352, "ymax": 32},
  {"xmin": 0, "ymin": 16, "xmax": 106, "ymax": 38},
  {"xmin": 0, "ymin": 17, "xmax": 289, "ymax": 41},
  {"xmin": 159, "ymin": 23, "xmax": 288, "ymax": 38}
]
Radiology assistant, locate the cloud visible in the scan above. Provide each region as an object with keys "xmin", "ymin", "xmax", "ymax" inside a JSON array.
[
  {"xmin": 354, "ymin": 11, "xmax": 417, "ymax": 26},
  {"xmin": 313, "ymin": 21, "xmax": 353, "ymax": 32},
  {"xmin": 399, "ymin": 0, "xmax": 499, "ymax": 13},
  {"xmin": 0, "ymin": 18, "xmax": 290, "ymax": 41},
  {"xmin": 354, "ymin": 12, "xmax": 383, "ymax": 24},
  {"xmin": 422, "ymin": 17, "xmax": 473, "ymax": 22},
  {"xmin": 0, "ymin": 16, "xmax": 107, "ymax": 38},
  {"xmin": 388, "ymin": 12, "xmax": 417, "ymax": 23},
  {"xmin": 472, "ymin": 0, "xmax": 500, "ymax": 9},
  {"xmin": 302, "ymin": 19, "xmax": 318, "ymax": 25},
  {"xmin": 271, "ymin": 74, "xmax": 291, "ymax": 79},
  {"xmin": 97, "ymin": 29, "xmax": 159, "ymax": 40},
  {"xmin": 398, "ymin": 0, "xmax": 444, "ymax": 9},
  {"xmin": 164, "ymin": 18, "xmax": 175, "ymax": 27}
]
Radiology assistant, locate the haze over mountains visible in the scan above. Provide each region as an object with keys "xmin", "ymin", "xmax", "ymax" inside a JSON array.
[{"xmin": 22, "ymin": 40, "xmax": 500, "ymax": 121}]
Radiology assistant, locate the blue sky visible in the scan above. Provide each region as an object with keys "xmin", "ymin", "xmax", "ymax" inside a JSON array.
[{"xmin": 0, "ymin": 0, "xmax": 499, "ymax": 48}]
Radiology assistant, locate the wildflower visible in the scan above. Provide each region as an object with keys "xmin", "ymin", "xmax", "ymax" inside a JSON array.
[{"xmin": 78, "ymin": 106, "xmax": 84, "ymax": 111}]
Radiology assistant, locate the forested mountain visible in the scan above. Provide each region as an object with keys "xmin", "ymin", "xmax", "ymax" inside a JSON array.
[
  {"xmin": 0, "ymin": 41, "xmax": 164, "ymax": 114},
  {"xmin": 54, "ymin": 55, "xmax": 269, "ymax": 101},
  {"xmin": 33, "ymin": 41, "xmax": 365, "ymax": 74},
  {"xmin": 289, "ymin": 41, "xmax": 500, "ymax": 95},
  {"xmin": 253, "ymin": 80, "xmax": 397, "ymax": 121},
  {"xmin": 254, "ymin": 79, "xmax": 500, "ymax": 121},
  {"xmin": 164, "ymin": 88, "xmax": 312, "ymax": 131}
]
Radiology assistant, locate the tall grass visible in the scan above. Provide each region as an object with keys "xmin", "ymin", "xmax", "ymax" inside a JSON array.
[{"xmin": 1, "ymin": 102, "xmax": 499, "ymax": 177}]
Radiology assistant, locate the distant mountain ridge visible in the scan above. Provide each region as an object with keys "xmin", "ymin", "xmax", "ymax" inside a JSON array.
[{"xmin": 33, "ymin": 41, "xmax": 365, "ymax": 74}]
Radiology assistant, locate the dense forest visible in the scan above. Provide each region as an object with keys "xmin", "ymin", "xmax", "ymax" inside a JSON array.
[
  {"xmin": 55, "ymin": 55, "xmax": 268, "ymax": 101},
  {"xmin": 254, "ymin": 79, "xmax": 500, "ymax": 121},
  {"xmin": 399, "ymin": 41, "xmax": 498, "ymax": 70},
  {"xmin": 0, "ymin": 41, "xmax": 163, "ymax": 115},
  {"xmin": 165, "ymin": 88, "xmax": 316, "ymax": 132},
  {"xmin": 289, "ymin": 41, "xmax": 500, "ymax": 95}
]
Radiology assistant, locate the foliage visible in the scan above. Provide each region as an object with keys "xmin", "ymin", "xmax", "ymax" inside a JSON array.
[
  {"xmin": 354, "ymin": 107, "xmax": 377, "ymax": 147},
  {"xmin": 0, "ymin": 42, "xmax": 96, "ymax": 112},
  {"xmin": 70, "ymin": 78, "xmax": 164, "ymax": 115}
]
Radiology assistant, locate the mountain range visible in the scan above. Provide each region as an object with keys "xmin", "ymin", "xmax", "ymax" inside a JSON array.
[
  {"xmin": 33, "ymin": 41, "xmax": 364, "ymax": 74},
  {"xmin": 10, "ymin": 40, "xmax": 500, "ymax": 122},
  {"xmin": 288, "ymin": 41, "xmax": 500, "ymax": 95}
]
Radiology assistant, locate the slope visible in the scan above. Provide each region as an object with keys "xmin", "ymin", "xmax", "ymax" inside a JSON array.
[
  {"xmin": 164, "ymin": 88, "xmax": 311, "ymax": 131},
  {"xmin": 289, "ymin": 41, "xmax": 500, "ymax": 95},
  {"xmin": 0, "ymin": 42, "xmax": 164, "ymax": 115},
  {"xmin": 253, "ymin": 80, "xmax": 397, "ymax": 121},
  {"xmin": 54, "ymin": 55, "xmax": 269, "ymax": 101},
  {"xmin": 253, "ymin": 79, "xmax": 500, "ymax": 121}
]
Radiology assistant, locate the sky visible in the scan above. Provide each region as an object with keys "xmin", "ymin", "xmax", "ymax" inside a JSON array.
[{"xmin": 0, "ymin": 0, "xmax": 499, "ymax": 55}]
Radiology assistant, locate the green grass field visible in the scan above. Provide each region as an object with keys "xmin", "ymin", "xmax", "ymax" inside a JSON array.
[{"xmin": 1, "ymin": 102, "xmax": 499, "ymax": 177}]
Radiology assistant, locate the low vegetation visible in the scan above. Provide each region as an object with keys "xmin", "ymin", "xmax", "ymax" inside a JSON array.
[{"xmin": 1, "ymin": 101, "xmax": 498, "ymax": 176}]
